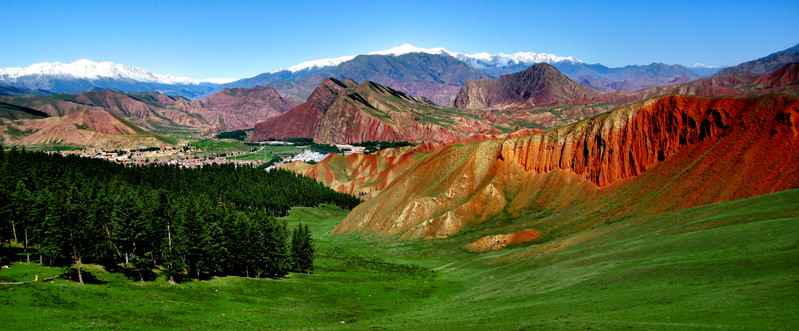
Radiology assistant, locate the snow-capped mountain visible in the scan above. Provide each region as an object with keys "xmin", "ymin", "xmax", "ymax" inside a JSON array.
[
  {"xmin": 283, "ymin": 44, "xmax": 583, "ymax": 73},
  {"xmin": 0, "ymin": 59, "xmax": 222, "ymax": 98},
  {"xmin": 688, "ymin": 63, "xmax": 725, "ymax": 77},
  {"xmin": 691, "ymin": 63, "xmax": 722, "ymax": 69},
  {"xmin": 0, "ymin": 59, "xmax": 202, "ymax": 85}
]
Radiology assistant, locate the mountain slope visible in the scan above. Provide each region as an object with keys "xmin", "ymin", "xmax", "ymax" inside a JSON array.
[
  {"xmin": 713, "ymin": 43, "xmax": 799, "ymax": 76},
  {"xmin": 1, "ymin": 85, "xmax": 294, "ymax": 134},
  {"xmin": 0, "ymin": 109, "xmax": 169, "ymax": 148},
  {"xmin": 599, "ymin": 63, "xmax": 799, "ymax": 103},
  {"xmin": 334, "ymin": 94, "xmax": 799, "ymax": 239},
  {"xmin": 453, "ymin": 63, "xmax": 603, "ymax": 109},
  {"xmin": 188, "ymin": 86, "xmax": 296, "ymax": 131}
]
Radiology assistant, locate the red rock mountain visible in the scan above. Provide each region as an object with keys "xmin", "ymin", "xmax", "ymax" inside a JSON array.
[
  {"xmin": 332, "ymin": 94, "xmax": 799, "ymax": 239},
  {"xmin": 452, "ymin": 63, "xmax": 603, "ymax": 110},
  {"xmin": 248, "ymin": 79, "xmax": 555, "ymax": 144},
  {"xmin": 247, "ymin": 78, "xmax": 358, "ymax": 141}
]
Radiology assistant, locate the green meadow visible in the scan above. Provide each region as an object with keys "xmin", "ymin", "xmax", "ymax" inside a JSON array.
[{"xmin": 2, "ymin": 189, "xmax": 798, "ymax": 329}]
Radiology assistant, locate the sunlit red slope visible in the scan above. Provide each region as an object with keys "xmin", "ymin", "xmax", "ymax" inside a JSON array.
[
  {"xmin": 334, "ymin": 94, "xmax": 799, "ymax": 240},
  {"xmin": 279, "ymin": 132, "xmax": 542, "ymax": 199}
]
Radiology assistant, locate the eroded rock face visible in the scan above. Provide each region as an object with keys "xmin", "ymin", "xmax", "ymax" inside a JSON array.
[
  {"xmin": 462, "ymin": 229, "xmax": 543, "ymax": 253},
  {"xmin": 335, "ymin": 94, "xmax": 799, "ymax": 239},
  {"xmin": 499, "ymin": 95, "xmax": 740, "ymax": 186},
  {"xmin": 280, "ymin": 132, "xmax": 533, "ymax": 199}
]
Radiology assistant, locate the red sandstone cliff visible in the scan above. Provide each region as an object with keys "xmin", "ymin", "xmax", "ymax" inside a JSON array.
[{"xmin": 334, "ymin": 94, "xmax": 799, "ymax": 239}]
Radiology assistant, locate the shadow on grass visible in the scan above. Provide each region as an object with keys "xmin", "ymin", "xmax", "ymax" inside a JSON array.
[
  {"xmin": 63, "ymin": 268, "xmax": 107, "ymax": 285},
  {"xmin": 121, "ymin": 268, "xmax": 159, "ymax": 282},
  {"xmin": 97, "ymin": 259, "xmax": 159, "ymax": 282}
]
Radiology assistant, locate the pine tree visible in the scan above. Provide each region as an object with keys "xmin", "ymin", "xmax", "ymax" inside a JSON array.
[{"xmin": 291, "ymin": 224, "xmax": 314, "ymax": 274}]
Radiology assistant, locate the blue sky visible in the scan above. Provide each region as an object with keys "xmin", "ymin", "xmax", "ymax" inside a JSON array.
[{"xmin": 2, "ymin": 0, "xmax": 797, "ymax": 80}]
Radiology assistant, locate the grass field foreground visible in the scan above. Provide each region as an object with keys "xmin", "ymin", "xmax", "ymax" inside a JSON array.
[{"xmin": 2, "ymin": 189, "xmax": 798, "ymax": 329}]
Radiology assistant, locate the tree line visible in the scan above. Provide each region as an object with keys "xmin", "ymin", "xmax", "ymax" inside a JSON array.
[{"xmin": 0, "ymin": 146, "xmax": 355, "ymax": 283}]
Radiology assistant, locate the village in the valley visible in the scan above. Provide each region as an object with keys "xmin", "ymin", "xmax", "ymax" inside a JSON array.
[{"xmin": 60, "ymin": 140, "xmax": 367, "ymax": 169}]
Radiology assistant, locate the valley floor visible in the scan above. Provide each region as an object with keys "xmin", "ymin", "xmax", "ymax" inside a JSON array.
[{"xmin": 2, "ymin": 189, "xmax": 799, "ymax": 329}]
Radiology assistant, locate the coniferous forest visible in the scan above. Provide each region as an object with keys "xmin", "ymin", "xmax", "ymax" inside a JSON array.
[{"xmin": 0, "ymin": 146, "xmax": 360, "ymax": 283}]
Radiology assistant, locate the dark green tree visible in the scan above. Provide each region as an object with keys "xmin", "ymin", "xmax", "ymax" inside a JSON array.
[{"xmin": 290, "ymin": 224, "xmax": 315, "ymax": 273}]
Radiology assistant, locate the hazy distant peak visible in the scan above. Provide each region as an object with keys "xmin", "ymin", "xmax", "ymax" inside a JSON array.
[{"xmin": 692, "ymin": 63, "xmax": 722, "ymax": 69}]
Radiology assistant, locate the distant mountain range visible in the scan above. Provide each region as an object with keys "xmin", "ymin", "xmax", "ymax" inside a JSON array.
[
  {"xmin": 246, "ymin": 61, "xmax": 798, "ymax": 145},
  {"xmin": 224, "ymin": 44, "xmax": 722, "ymax": 105},
  {"xmin": 0, "ymin": 44, "xmax": 733, "ymax": 105}
]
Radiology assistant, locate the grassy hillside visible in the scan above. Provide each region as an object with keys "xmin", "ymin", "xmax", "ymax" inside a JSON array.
[{"xmin": 2, "ymin": 189, "xmax": 798, "ymax": 329}]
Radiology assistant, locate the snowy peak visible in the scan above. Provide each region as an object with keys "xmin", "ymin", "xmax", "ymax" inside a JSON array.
[
  {"xmin": 286, "ymin": 55, "xmax": 357, "ymax": 72},
  {"xmin": 0, "ymin": 59, "xmax": 201, "ymax": 85},
  {"xmin": 368, "ymin": 43, "xmax": 450, "ymax": 56},
  {"xmin": 282, "ymin": 44, "xmax": 583, "ymax": 73},
  {"xmin": 692, "ymin": 63, "xmax": 721, "ymax": 69},
  {"xmin": 448, "ymin": 50, "xmax": 582, "ymax": 70}
]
